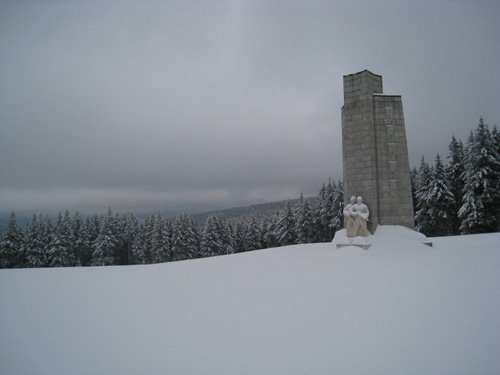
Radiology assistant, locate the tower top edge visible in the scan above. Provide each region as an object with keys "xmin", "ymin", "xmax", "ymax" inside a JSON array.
[{"xmin": 343, "ymin": 69, "xmax": 382, "ymax": 79}]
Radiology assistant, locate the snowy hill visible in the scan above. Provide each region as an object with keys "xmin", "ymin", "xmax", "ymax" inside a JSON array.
[{"xmin": 1, "ymin": 228, "xmax": 499, "ymax": 375}]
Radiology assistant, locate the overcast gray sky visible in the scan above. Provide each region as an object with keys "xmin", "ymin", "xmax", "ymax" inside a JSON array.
[{"xmin": 1, "ymin": 0, "xmax": 499, "ymax": 215}]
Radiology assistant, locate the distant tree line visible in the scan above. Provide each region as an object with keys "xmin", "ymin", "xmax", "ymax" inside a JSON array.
[
  {"xmin": 0, "ymin": 181, "xmax": 344, "ymax": 268},
  {"xmin": 411, "ymin": 117, "xmax": 500, "ymax": 236}
]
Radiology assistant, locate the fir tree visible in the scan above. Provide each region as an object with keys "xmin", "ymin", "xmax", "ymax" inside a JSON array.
[
  {"xmin": 0, "ymin": 212, "xmax": 24, "ymax": 268},
  {"xmin": 171, "ymin": 213, "xmax": 199, "ymax": 261},
  {"xmin": 244, "ymin": 211, "xmax": 262, "ymax": 251},
  {"xmin": 262, "ymin": 210, "xmax": 280, "ymax": 248},
  {"xmin": 330, "ymin": 180, "xmax": 344, "ymax": 234},
  {"xmin": 446, "ymin": 136, "xmax": 465, "ymax": 234},
  {"xmin": 426, "ymin": 154, "xmax": 455, "ymax": 236},
  {"xmin": 40, "ymin": 215, "xmax": 54, "ymax": 264},
  {"xmin": 72, "ymin": 212, "xmax": 85, "ymax": 266},
  {"xmin": 414, "ymin": 157, "xmax": 433, "ymax": 234},
  {"xmin": 459, "ymin": 118, "xmax": 500, "ymax": 233},
  {"xmin": 151, "ymin": 213, "xmax": 171, "ymax": 263},
  {"xmin": 316, "ymin": 180, "xmax": 336, "ymax": 241},
  {"xmin": 410, "ymin": 167, "xmax": 418, "ymax": 214},
  {"xmin": 214, "ymin": 214, "xmax": 235, "ymax": 255},
  {"xmin": 131, "ymin": 223, "xmax": 149, "ymax": 264},
  {"xmin": 492, "ymin": 125, "xmax": 500, "ymax": 155},
  {"xmin": 80, "ymin": 216, "xmax": 99, "ymax": 266},
  {"xmin": 233, "ymin": 221, "xmax": 246, "ymax": 253},
  {"xmin": 24, "ymin": 214, "xmax": 47, "ymax": 268},
  {"xmin": 295, "ymin": 193, "xmax": 314, "ymax": 244},
  {"xmin": 275, "ymin": 201, "xmax": 296, "ymax": 246},
  {"xmin": 200, "ymin": 215, "xmax": 223, "ymax": 257},
  {"xmin": 91, "ymin": 211, "xmax": 118, "ymax": 266},
  {"xmin": 48, "ymin": 212, "xmax": 74, "ymax": 267}
]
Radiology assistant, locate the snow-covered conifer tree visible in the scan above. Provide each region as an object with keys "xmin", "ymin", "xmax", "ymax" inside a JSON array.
[
  {"xmin": 131, "ymin": 223, "xmax": 148, "ymax": 264},
  {"xmin": 171, "ymin": 213, "xmax": 199, "ymax": 261},
  {"xmin": 414, "ymin": 157, "xmax": 433, "ymax": 234},
  {"xmin": 244, "ymin": 211, "xmax": 262, "ymax": 251},
  {"xmin": 47, "ymin": 212, "xmax": 75, "ymax": 267},
  {"xmin": 410, "ymin": 167, "xmax": 418, "ymax": 214},
  {"xmin": 233, "ymin": 221, "xmax": 246, "ymax": 253},
  {"xmin": 79, "ymin": 216, "xmax": 99, "ymax": 266},
  {"xmin": 200, "ymin": 215, "xmax": 223, "ymax": 257},
  {"xmin": 151, "ymin": 213, "xmax": 171, "ymax": 263},
  {"xmin": 0, "ymin": 212, "xmax": 24, "ymax": 268},
  {"xmin": 91, "ymin": 211, "xmax": 118, "ymax": 266},
  {"xmin": 214, "ymin": 214, "xmax": 234, "ymax": 255},
  {"xmin": 459, "ymin": 118, "xmax": 500, "ymax": 233},
  {"xmin": 446, "ymin": 136, "xmax": 465, "ymax": 234},
  {"xmin": 262, "ymin": 210, "xmax": 280, "ymax": 248},
  {"xmin": 72, "ymin": 212, "xmax": 85, "ymax": 266},
  {"xmin": 315, "ymin": 184, "xmax": 327, "ymax": 241},
  {"xmin": 329, "ymin": 180, "xmax": 344, "ymax": 235},
  {"xmin": 24, "ymin": 214, "xmax": 47, "ymax": 268},
  {"xmin": 275, "ymin": 201, "xmax": 296, "ymax": 246},
  {"xmin": 317, "ymin": 180, "xmax": 336, "ymax": 241},
  {"xmin": 295, "ymin": 193, "xmax": 314, "ymax": 244},
  {"xmin": 425, "ymin": 154, "xmax": 455, "ymax": 236}
]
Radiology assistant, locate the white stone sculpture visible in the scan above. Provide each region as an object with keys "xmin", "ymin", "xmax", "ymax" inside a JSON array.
[
  {"xmin": 351, "ymin": 196, "xmax": 370, "ymax": 237},
  {"xmin": 343, "ymin": 196, "xmax": 356, "ymax": 238}
]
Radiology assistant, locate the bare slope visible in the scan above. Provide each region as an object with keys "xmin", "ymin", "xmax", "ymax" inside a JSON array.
[{"xmin": 1, "ymin": 230, "xmax": 499, "ymax": 374}]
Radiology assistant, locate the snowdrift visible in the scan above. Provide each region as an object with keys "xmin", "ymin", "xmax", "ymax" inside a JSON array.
[{"xmin": 1, "ymin": 229, "xmax": 499, "ymax": 374}]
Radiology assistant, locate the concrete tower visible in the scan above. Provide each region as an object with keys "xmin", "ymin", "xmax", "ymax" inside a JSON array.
[{"xmin": 341, "ymin": 70, "xmax": 414, "ymax": 232}]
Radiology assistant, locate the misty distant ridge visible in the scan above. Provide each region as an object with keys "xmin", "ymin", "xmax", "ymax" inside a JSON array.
[
  {"xmin": 0, "ymin": 196, "xmax": 316, "ymax": 232},
  {"xmin": 190, "ymin": 196, "xmax": 316, "ymax": 224}
]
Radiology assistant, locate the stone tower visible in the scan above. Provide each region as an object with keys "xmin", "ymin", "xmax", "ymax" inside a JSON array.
[{"xmin": 341, "ymin": 70, "xmax": 414, "ymax": 232}]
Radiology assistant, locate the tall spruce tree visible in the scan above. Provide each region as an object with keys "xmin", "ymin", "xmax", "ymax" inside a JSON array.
[
  {"xmin": 263, "ymin": 210, "xmax": 280, "ymax": 248},
  {"xmin": 48, "ymin": 212, "xmax": 74, "ymax": 267},
  {"xmin": 315, "ymin": 184, "xmax": 329, "ymax": 242},
  {"xmin": 414, "ymin": 157, "xmax": 433, "ymax": 234},
  {"xmin": 80, "ymin": 216, "xmax": 99, "ymax": 266},
  {"xmin": 295, "ymin": 193, "xmax": 314, "ymax": 244},
  {"xmin": 459, "ymin": 118, "xmax": 500, "ymax": 233},
  {"xmin": 151, "ymin": 213, "xmax": 171, "ymax": 263},
  {"xmin": 410, "ymin": 167, "xmax": 418, "ymax": 214},
  {"xmin": 425, "ymin": 154, "xmax": 455, "ymax": 236},
  {"xmin": 200, "ymin": 215, "xmax": 223, "ymax": 257},
  {"xmin": 446, "ymin": 136, "xmax": 465, "ymax": 234},
  {"xmin": 91, "ymin": 210, "xmax": 118, "ymax": 266},
  {"xmin": 72, "ymin": 212, "xmax": 85, "ymax": 266},
  {"xmin": 214, "ymin": 214, "xmax": 235, "ymax": 255},
  {"xmin": 131, "ymin": 223, "xmax": 149, "ymax": 264},
  {"xmin": 24, "ymin": 214, "xmax": 47, "ymax": 268},
  {"xmin": 0, "ymin": 212, "xmax": 24, "ymax": 268},
  {"xmin": 233, "ymin": 221, "xmax": 246, "ymax": 253},
  {"xmin": 330, "ymin": 180, "xmax": 344, "ymax": 234},
  {"xmin": 244, "ymin": 211, "xmax": 262, "ymax": 251},
  {"xmin": 171, "ymin": 213, "xmax": 199, "ymax": 261},
  {"xmin": 275, "ymin": 201, "xmax": 296, "ymax": 246}
]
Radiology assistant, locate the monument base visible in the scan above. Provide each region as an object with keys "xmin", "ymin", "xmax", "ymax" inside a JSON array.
[
  {"xmin": 332, "ymin": 225, "xmax": 432, "ymax": 250},
  {"xmin": 332, "ymin": 229, "xmax": 372, "ymax": 250}
]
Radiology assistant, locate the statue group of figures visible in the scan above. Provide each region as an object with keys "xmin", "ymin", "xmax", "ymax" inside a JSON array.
[{"xmin": 343, "ymin": 196, "xmax": 370, "ymax": 238}]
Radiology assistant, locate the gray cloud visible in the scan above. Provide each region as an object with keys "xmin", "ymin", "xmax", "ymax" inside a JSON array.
[{"xmin": 1, "ymin": 0, "xmax": 499, "ymax": 214}]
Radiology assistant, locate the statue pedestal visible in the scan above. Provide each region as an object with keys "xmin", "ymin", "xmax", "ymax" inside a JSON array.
[
  {"xmin": 332, "ymin": 229, "xmax": 372, "ymax": 250},
  {"xmin": 332, "ymin": 225, "xmax": 432, "ymax": 250}
]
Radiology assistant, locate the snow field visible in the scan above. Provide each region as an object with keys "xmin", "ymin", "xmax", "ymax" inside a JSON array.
[{"xmin": 1, "ymin": 230, "xmax": 499, "ymax": 374}]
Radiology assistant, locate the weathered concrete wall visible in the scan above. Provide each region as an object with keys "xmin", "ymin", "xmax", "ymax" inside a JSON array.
[{"xmin": 342, "ymin": 70, "xmax": 414, "ymax": 232}]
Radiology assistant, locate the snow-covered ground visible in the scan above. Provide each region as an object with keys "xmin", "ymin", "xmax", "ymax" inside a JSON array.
[{"xmin": 1, "ymin": 227, "xmax": 499, "ymax": 375}]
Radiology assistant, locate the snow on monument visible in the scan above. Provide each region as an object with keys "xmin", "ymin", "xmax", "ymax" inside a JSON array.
[{"xmin": 341, "ymin": 70, "xmax": 415, "ymax": 233}]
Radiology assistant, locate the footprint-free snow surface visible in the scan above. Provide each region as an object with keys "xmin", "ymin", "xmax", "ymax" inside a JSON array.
[{"xmin": 1, "ymin": 227, "xmax": 499, "ymax": 374}]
